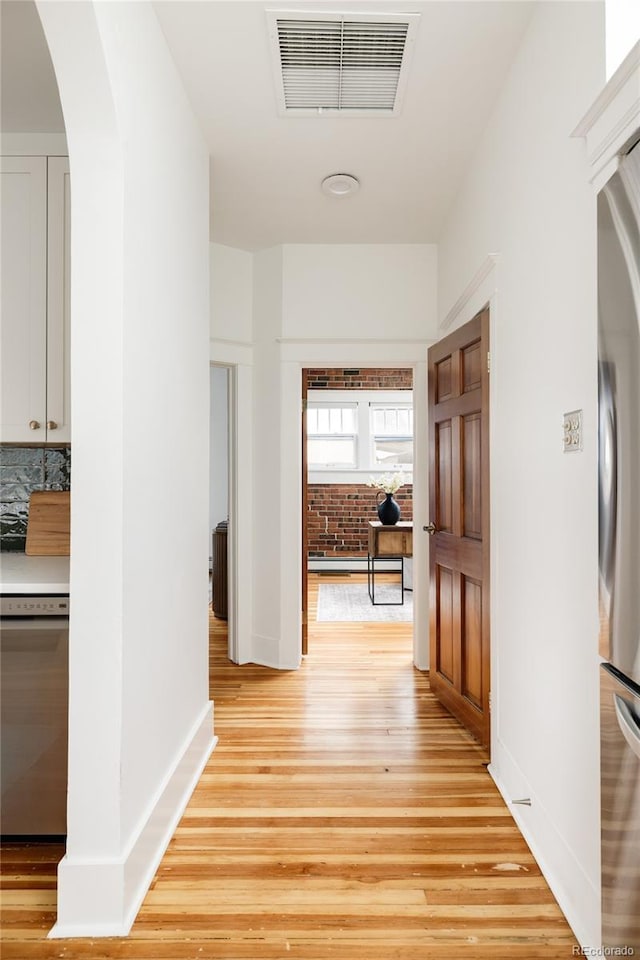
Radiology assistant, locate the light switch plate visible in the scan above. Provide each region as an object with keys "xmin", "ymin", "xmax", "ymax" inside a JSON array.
[{"xmin": 563, "ymin": 409, "xmax": 583, "ymax": 452}]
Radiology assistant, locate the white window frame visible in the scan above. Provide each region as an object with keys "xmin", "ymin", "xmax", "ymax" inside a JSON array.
[
  {"xmin": 307, "ymin": 401, "xmax": 358, "ymax": 469},
  {"xmin": 307, "ymin": 389, "xmax": 413, "ymax": 484},
  {"xmin": 369, "ymin": 402, "xmax": 414, "ymax": 471}
]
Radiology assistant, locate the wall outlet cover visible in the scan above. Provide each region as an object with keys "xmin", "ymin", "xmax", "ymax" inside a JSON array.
[{"xmin": 563, "ymin": 409, "xmax": 583, "ymax": 452}]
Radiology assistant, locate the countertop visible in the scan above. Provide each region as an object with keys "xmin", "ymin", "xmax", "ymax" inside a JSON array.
[{"xmin": 0, "ymin": 553, "xmax": 71, "ymax": 594}]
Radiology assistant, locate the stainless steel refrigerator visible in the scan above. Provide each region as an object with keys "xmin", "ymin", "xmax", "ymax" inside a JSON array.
[{"xmin": 598, "ymin": 137, "xmax": 640, "ymax": 951}]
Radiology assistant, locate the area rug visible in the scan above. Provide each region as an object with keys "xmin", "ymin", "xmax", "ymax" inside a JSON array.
[{"xmin": 316, "ymin": 583, "xmax": 413, "ymax": 622}]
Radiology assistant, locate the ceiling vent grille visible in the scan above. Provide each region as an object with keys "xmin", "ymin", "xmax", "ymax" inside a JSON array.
[{"xmin": 267, "ymin": 11, "xmax": 419, "ymax": 117}]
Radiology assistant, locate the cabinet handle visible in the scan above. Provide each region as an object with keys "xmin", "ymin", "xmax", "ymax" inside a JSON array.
[
  {"xmin": 47, "ymin": 420, "xmax": 58, "ymax": 430},
  {"xmin": 29, "ymin": 420, "xmax": 40, "ymax": 430}
]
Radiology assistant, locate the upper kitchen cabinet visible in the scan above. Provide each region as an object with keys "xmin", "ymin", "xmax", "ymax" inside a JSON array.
[{"xmin": 1, "ymin": 155, "xmax": 71, "ymax": 443}]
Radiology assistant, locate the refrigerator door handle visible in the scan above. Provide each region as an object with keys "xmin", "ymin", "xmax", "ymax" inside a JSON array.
[
  {"xmin": 598, "ymin": 361, "xmax": 618, "ymax": 612},
  {"xmin": 614, "ymin": 694, "xmax": 640, "ymax": 760}
]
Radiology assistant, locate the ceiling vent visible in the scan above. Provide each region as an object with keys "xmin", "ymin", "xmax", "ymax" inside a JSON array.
[{"xmin": 267, "ymin": 11, "xmax": 419, "ymax": 117}]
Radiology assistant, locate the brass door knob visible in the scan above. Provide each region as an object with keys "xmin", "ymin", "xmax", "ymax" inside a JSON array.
[
  {"xmin": 423, "ymin": 522, "xmax": 437, "ymax": 535},
  {"xmin": 29, "ymin": 420, "xmax": 40, "ymax": 430},
  {"xmin": 47, "ymin": 420, "xmax": 58, "ymax": 430}
]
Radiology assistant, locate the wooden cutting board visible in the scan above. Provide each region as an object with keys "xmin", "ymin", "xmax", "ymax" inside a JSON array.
[{"xmin": 25, "ymin": 491, "xmax": 70, "ymax": 556}]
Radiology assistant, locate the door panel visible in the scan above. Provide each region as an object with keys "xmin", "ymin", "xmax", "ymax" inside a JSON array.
[
  {"xmin": 462, "ymin": 576, "xmax": 482, "ymax": 708},
  {"xmin": 462, "ymin": 341, "xmax": 482, "ymax": 393},
  {"xmin": 428, "ymin": 308, "xmax": 490, "ymax": 749},
  {"xmin": 436, "ymin": 565, "xmax": 455, "ymax": 683},
  {"xmin": 436, "ymin": 357, "xmax": 454, "ymax": 402},
  {"xmin": 463, "ymin": 413, "xmax": 482, "ymax": 539},
  {"xmin": 437, "ymin": 421, "xmax": 453, "ymax": 533}
]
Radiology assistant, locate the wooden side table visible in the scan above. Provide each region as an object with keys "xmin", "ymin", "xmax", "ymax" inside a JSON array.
[{"xmin": 367, "ymin": 521, "xmax": 413, "ymax": 605}]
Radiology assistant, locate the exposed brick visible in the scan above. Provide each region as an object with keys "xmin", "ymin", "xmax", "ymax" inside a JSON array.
[
  {"xmin": 307, "ymin": 482, "xmax": 413, "ymax": 558},
  {"xmin": 306, "ymin": 367, "xmax": 413, "ymax": 391}
]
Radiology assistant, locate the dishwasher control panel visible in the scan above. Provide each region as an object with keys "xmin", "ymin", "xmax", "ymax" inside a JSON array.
[{"xmin": 1, "ymin": 596, "xmax": 69, "ymax": 616}]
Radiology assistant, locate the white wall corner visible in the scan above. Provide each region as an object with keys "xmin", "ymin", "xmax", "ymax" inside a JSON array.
[
  {"xmin": 49, "ymin": 703, "xmax": 216, "ymax": 938},
  {"xmin": 280, "ymin": 361, "xmax": 303, "ymax": 670},
  {"xmin": 210, "ymin": 338, "xmax": 254, "ymax": 366},
  {"xmin": 228, "ymin": 363, "xmax": 254, "ymax": 665},
  {"xmin": 440, "ymin": 254, "xmax": 499, "ymax": 333},
  {"xmin": 250, "ymin": 633, "xmax": 297, "ymax": 670},
  {"xmin": 489, "ymin": 743, "xmax": 601, "ymax": 950}
]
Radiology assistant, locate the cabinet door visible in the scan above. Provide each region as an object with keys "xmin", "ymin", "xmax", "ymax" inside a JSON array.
[
  {"xmin": 0, "ymin": 157, "xmax": 47, "ymax": 442},
  {"xmin": 47, "ymin": 157, "xmax": 71, "ymax": 442}
]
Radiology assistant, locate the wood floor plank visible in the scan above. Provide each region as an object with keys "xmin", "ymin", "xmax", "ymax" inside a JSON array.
[{"xmin": 0, "ymin": 574, "xmax": 578, "ymax": 958}]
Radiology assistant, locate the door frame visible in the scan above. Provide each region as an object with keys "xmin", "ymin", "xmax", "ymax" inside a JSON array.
[
  {"xmin": 428, "ymin": 308, "xmax": 491, "ymax": 749},
  {"xmin": 437, "ymin": 257, "xmax": 499, "ymax": 754},
  {"xmin": 279, "ymin": 342, "xmax": 432, "ymax": 670},
  {"xmin": 210, "ymin": 346, "xmax": 254, "ymax": 665}
]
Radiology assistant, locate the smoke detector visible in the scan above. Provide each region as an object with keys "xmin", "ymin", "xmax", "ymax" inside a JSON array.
[{"xmin": 267, "ymin": 11, "xmax": 420, "ymax": 117}]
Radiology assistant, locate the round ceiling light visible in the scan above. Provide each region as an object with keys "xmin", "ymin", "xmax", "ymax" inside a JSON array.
[{"xmin": 321, "ymin": 173, "xmax": 360, "ymax": 198}]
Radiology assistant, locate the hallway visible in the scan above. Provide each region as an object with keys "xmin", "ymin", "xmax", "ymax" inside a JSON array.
[{"xmin": 1, "ymin": 575, "xmax": 577, "ymax": 958}]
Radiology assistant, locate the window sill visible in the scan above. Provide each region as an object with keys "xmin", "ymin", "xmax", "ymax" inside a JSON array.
[{"xmin": 308, "ymin": 469, "xmax": 413, "ymax": 485}]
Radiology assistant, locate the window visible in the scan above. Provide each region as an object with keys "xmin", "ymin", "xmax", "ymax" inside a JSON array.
[
  {"xmin": 370, "ymin": 404, "xmax": 414, "ymax": 468},
  {"xmin": 307, "ymin": 403, "xmax": 357, "ymax": 468},
  {"xmin": 307, "ymin": 391, "xmax": 413, "ymax": 476}
]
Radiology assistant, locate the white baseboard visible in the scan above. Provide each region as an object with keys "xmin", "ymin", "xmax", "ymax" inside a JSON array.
[
  {"xmin": 250, "ymin": 632, "xmax": 296, "ymax": 670},
  {"xmin": 251, "ymin": 632, "xmax": 300, "ymax": 670},
  {"xmin": 49, "ymin": 701, "xmax": 216, "ymax": 938},
  {"xmin": 489, "ymin": 741, "xmax": 601, "ymax": 950}
]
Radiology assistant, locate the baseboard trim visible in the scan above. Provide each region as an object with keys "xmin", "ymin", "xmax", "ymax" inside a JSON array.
[
  {"xmin": 49, "ymin": 701, "xmax": 216, "ymax": 939},
  {"xmin": 488, "ymin": 741, "xmax": 600, "ymax": 949}
]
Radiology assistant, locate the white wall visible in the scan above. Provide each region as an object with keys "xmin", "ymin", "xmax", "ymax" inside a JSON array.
[
  {"xmin": 210, "ymin": 365, "xmax": 229, "ymax": 542},
  {"xmin": 38, "ymin": 0, "xmax": 214, "ymax": 936},
  {"xmin": 209, "ymin": 245, "xmax": 254, "ymax": 663},
  {"xmin": 210, "ymin": 242, "xmax": 253, "ymax": 343},
  {"xmin": 605, "ymin": 0, "xmax": 640, "ymax": 77},
  {"xmin": 242, "ymin": 243, "xmax": 437, "ymax": 669},
  {"xmin": 437, "ymin": 2, "xmax": 605, "ymax": 948},
  {"xmin": 251, "ymin": 246, "xmax": 287, "ymax": 667},
  {"xmin": 282, "ymin": 244, "xmax": 438, "ymax": 340}
]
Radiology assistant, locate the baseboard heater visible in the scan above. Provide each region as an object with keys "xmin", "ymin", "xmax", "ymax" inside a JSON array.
[{"xmin": 309, "ymin": 558, "xmax": 402, "ymax": 575}]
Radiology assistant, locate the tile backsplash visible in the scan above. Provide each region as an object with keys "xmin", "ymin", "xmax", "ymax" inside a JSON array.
[{"xmin": 0, "ymin": 446, "xmax": 71, "ymax": 551}]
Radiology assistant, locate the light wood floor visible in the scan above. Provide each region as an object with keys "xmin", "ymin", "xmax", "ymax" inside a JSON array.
[{"xmin": 1, "ymin": 574, "xmax": 577, "ymax": 958}]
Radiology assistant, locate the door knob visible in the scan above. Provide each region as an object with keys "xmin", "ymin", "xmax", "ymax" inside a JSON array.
[
  {"xmin": 28, "ymin": 420, "xmax": 40, "ymax": 430},
  {"xmin": 423, "ymin": 522, "xmax": 437, "ymax": 535},
  {"xmin": 47, "ymin": 420, "xmax": 58, "ymax": 430}
]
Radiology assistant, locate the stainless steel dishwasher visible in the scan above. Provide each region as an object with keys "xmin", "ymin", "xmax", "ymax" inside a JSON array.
[{"xmin": 1, "ymin": 595, "xmax": 69, "ymax": 836}]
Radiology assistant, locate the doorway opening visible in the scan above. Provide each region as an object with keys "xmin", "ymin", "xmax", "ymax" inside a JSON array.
[
  {"xmin": 302, "ymin": 367, "xmax": 415, "ymax": 648},
  {"xmin": 210, "ymin": 362, "xmax": 239, "ymax": 662},
  {"xmin": 427, "ymin": 308, "xmax": 491, "ymax": 750}
]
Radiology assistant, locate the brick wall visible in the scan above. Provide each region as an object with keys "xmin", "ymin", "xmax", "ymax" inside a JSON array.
[
  {"xmin": 307, "ymin": 368, "xmax": 413, "ymax": 390},
  {"xmin": 307, "ymin": 484, "xmax": 413, "ymax": 558}
]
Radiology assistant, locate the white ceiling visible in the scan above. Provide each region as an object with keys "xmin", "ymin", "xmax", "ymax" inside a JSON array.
[
  {"xmin": 154, "ymin": 1, "xmax": 534, "ymax": 250},
  {"xmin": 1, "ymin": 0, "xmax": 535, "ymax": 252}
]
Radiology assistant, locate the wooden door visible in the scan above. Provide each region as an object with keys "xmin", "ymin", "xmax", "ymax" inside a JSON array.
[
  {"xmin": 428, "ymin": 308, "xmax": 490, "ymax": 749},
  {"xmin": 301, "ymin": 370, "xmax": 309, "ymax": 655}
]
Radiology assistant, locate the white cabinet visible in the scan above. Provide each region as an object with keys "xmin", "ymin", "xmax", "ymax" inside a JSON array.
[{"xmin": 1, "ymin": 155, "xmax": 71, "ymax": 443}]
